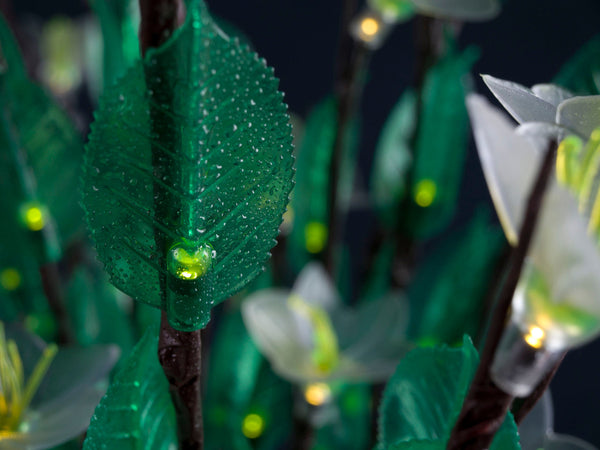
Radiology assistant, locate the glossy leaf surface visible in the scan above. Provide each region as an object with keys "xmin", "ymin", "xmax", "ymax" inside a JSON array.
[
  {"xmin": 82, "ymin": 0, "xmax": 294, "ymax": 330},
  {"xmin": 83, "ymin": 330, "xmax": 177, "ymax": 450}
]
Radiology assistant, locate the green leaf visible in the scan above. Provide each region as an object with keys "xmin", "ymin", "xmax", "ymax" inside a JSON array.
[
  {"xmin": 83, "ymin": 329, "xmax": 177, "ymax": 450},
  {"xmin": 408, "ymin": 210, "xmax": 505, "ymax": 345},
  {"xmin": 288, "ymin": 97, "xmax": 337, "ymax": 270},
  {"xmin": 0, "ymin": 21, "xmax": 84, "ymax": 253},
  {"xmin": 402, "ymin": 44, "xmax": 478, "ymax": 239},
  {"xmin": 82, "ymin": 0, "xmax": 294, "ymax": 330},
  {"xmin": 554, "ymin": 34, "xmax": 600, "ymax": 95},
  {"xmin": 0, "ymin": 13, "xmax": 26, "ymax": 77},
  {"xmin": 371, "ymin": 89, "xmax": 417, "ymax": 229},
  {"xmin": 378, "ymin": 336, "xmax": 520, "ymax": 450}
]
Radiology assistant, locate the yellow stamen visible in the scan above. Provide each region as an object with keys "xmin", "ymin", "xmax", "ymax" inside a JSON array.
[{"xmin": 556, "ymin": 135, "xmax": 583, "ymax": 189}]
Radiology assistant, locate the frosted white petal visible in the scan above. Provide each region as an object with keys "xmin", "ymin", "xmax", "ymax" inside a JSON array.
[
  {"xmin": 241, "ymin": 288, "xmax": 315, "ymax": 378},
  {"xmin": 411, "ymin": 0, "xmax": 500, "ymax": 21},
  {"xmin": 544, "ymin": 433, "xmax": 598, "ymax": 450},
  {"xmin": 467, "ymin": 94, "xmax": 542, "ymax": 244},
  {"xmin": 518, "ymin": 391, "xmax": 553, "ymax": 450},
  {"xmin": 292, "ymin": 262, "xmax": 340, "ymax": 309},
  {"xmin": 531, "ymin": 84, "xmax": 575, "ymax": 107},
  {"xmin": 483, "ymin": 75, "xmax": 557, "ymax": 124},
  {"xmin": 516, "ymin": 122, "xmax": 571, "ymax": 150},
  {"xmin": 556, "ymin": 96, "xmax": 600, "ymax": 138}
]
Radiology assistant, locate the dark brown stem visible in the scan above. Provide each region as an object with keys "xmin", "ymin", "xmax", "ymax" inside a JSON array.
[
  {"xmin": 39, "ymin": 263, "xmax": 72, "ymax": 344},
  {"xmin": 447, "ymin": 141, "xmax": 557, "ymax": 450},
  {"xmin": 512, "ymin": 352, "xmax": 566, "ymax": 425},
  {"xmin": 139, "ymin": 2, "xmax": 203, "ymax": 449},
  {"xmin": 324, "ymin": 0, "xmax": 370, "ymax": 277},
  {"xmin": 291, "ymin": 412, "xmax": 314, "ymax": 450},
  {"xmin": 159, "ymin": 312, "xmax": 204, "ymax": 449}
]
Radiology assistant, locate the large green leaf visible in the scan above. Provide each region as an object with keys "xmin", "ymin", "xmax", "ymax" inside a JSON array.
[
  {"xmin": 83, "ymin": 329, "xmax": 177, "ymax": 450},
  {"xmin": 378, "ymin": 336, "xmax": 520, "ymax": 450},
  {"xmin": 402, "ymin": 44, "xmax": 478, "ymax": 239},
  {"xmin": 408, "ymin": 210, "xmax": 505, "ymax": 345},
  {"xmin": 82, "ymin": 0, "xmax": 294, "ymax": 330},
  {"xmin": 554, "ymin": 34, "xmax": 600, "ymax": 95}
]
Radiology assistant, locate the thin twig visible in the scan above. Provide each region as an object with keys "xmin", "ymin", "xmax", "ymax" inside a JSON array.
[
  {"xmin": 139, "ymin": 2, "xmax": 204, "ymax": 448},
  {"xmin": 447, "ymin": 140, "xmax": 557, "ymax": 450}
]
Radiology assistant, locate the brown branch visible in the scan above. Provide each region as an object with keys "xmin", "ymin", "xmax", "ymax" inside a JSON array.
[
  {"xmin": 447, "ymin": 140, "xmax": 557, "ymax": 450},
  {"xmin": 139, "ymin": 2, "xmax": 203, "ymax": 449}
]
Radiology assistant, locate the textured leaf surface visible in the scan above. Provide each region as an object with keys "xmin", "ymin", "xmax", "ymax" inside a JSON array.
[
  {"xmin": 554, "ymin": 34, "xmax": 600, "ymax": 95},
  {"xmin": 402, "ymin": 44, "xmax": 478, "ymax": 239},
  {"xmin": 378, "ymin": 337, "xmax": 520, "ymax": 450},
  {"xmin": 371, "ymin": 89, "xmax": 416, "ymax": 229},
  {"xmin": 82, "ymin": 0, "xmax": 294, "ymax": 330},
  {"xmin": 83, "ymin": 330, "xmax": 177, "ymax": 450}
]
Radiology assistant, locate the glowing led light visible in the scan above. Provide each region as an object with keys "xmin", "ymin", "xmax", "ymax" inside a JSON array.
[
  {"xmin": 242, "ymin": 413, "xmax": 265, "ymax": 439},
  {"xmin": 360, "ymin": 17, "xmax": 379, "ymax": 36},
  {"xmin": 304, "ymin": 382, "xmax": 331, "ymax": 406},
  {"xmin": 0, "ymin": 268, "xmax": 21, "ymax": 291},
  {"xmin": 167, "ymin": 241, "xmax": 214, "ymax": 280},
  {"xmin": 20, "ymin": 203, "xmax": 46, "ymax": 231},
  {"xmin": 524, "ymin": 326, "xmax": 545, "ymax": 349},
  {"xmin": 304, "ymin": 221, "xmax": 328, "ymax": 254},
  {"xmin": 414, "ymin": 179, "xmax": 437, "ymax": 207}
]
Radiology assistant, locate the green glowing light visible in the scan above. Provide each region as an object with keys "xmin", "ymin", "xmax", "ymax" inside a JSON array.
[
  {"xmin": 19, "ymin": 203, "xmax": 46, "ymax": 231},
  {"xmin": 167, "ymin": 241, "xmax": 214, "ymax": 280},
  {"xmin": 304, "ymin": 221, "xmax": 328, "ymax": 254},
  {"xmin": 0, "ymin": 268, "xmax": 21, "ymax": 291},
  {"xmin": 242, "ymin": 413, "xmax": 265, "ymax": 439},
  {"xmin": 414, "ymin": 179, "xmax": 437, "ymax": 207}
]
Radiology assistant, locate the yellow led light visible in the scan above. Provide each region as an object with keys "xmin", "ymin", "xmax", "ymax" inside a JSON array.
[
  {"xmin": 524, "ymin": 326, "xmax": 545, "ymax": 349},
  {"xmin": 414, "ymin": 179, "xmax": 437, "ymax": 207},
  {"xmin": 360, "ymin": 17, "xmax": 380, "ymax": 37},
  {"xmin": 304, "ymin": 382, "xmax": 331, "ymax": 406},
  {"xmin": 0, "ymin": 268, "xmax": 21, "ymax": 291},
  {"xmin": 304, "ymin": 221, "xmax": 328, "ymax": 254},
  {"xmin": 242, "ymin": 413, "xmax": 265, "ymax": 439},
  {"xmin": 22, "ymin": 205, "xmax": 45, "ymax": 231}
]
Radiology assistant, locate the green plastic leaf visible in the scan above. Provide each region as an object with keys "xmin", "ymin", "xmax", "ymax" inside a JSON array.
[
  {"xmin": 554, "ymin": 34, "xmax": 600, "ymax": 95},
  {"xmin": 82, "ymin": 0, "xmax": 294, "ymax": 330},
  {"xmin": 402, "ymin": 44, "xmax": 478, "ymax": 239},
  {"xmin": 408, "ymin": 210, "xmax": 505, "ymax": 345},
  {"xmin": 0, "ymin": 16, "xmax": 84, "ymax": 251},
  {"xmin": 66, "ymin": 266, "xmax": 135, "ymax": 359},
  {"xmin": 83, "ymin": 329, "xmax": 177, "ymax": 450},
  {"xmin": 288, "ymin": 97, "xmax": 337, "ymax": 269},
  {"xmin": 371, "ymin": 89, "xmax": 416, "ymax": 229},
  {"xmin": 378, "ymin": 336, "xmax": 520, "ymax": 450},
  {"xmin": 88, "ymin": 0, "xmax": 140, "ymax": 92}
]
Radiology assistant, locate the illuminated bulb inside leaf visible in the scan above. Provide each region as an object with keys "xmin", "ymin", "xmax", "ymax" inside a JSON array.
[
  {"xmin": 368, "ymin": 0, "xmax": 416, "ymax": 22},
  {"xmin": 167, "ymin": 241, "xmax": 214, "ymax": 280},
  {"xmin": 20, "ymin": 203, "xmax": 46, "ymax": 231},
  {"xmin": 414, "ymin": 179, "xmax": 437, "ymax": 207},
  {"xmin": 0, "ymin": 322, "xmax": 57, "ymax": 432},
  {"xmin": 304, "ymin": 382, "xmax": 331, "ymax": 406},
  {"xmin": 0, "ymin": 268, "xmax": 21, "ymax": 291},
  {"xmin": 304, "ymin": 221, "xmax": 328, "ymax": 254},
  {"xmin": 524, "ymin": 326, "xmax": 545, "ymax": 349},
  {"xmin": 242, "ymin": 413, "xmax": 265, "ymax": 439}
]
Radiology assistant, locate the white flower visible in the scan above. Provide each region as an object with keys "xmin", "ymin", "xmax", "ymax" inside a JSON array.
[
  {"xmin": 0, "ymin": 324, "xmax": 119, "ymax": 449},
  {"xmin": 370, "ymin": 0, "xmax": 500, "ymax": 23},
  {"xmin": 241, "ymin": 263, "xmax": 411, "ymax": 384},
  {"xmin": 467, "ymin": 94, "xmax": 600, "ymax": 353}
]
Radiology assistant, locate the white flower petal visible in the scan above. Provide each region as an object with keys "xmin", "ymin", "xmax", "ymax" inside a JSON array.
[
  {"xmin": 516, "ymin": 122, "xmax": 572, "ymax": 150},
  {"xmin": 556, "ymin": 95, "xmax": 600, "ymax": 139},
  {"xmin": 518, "ymin": 391, "xmax": 553, "ymax": 450},
  {"xmin": 531, "ymin": 84, "xmax": 574, "ymax": 107},
  {"xmin": 242, "ymin": 288, "xmax": 315, "ymax": 379},
  {"xmin": 467, "ymin": 94, "xmax": 542, "ymax": 244},
  {"xmin": 411, "ymin": 0, "xmax": 500, "ymax": 21},
  {"xmin": 483, "ymin": 74, "xmax": 557, "ymax": 124},
  {"xmin": 543, "ymin": 433, "xmax": 598, "ymax": 450},
  {"xmin": 292, "ymin": 262, "xmax": 340, "ymax": 309}
]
